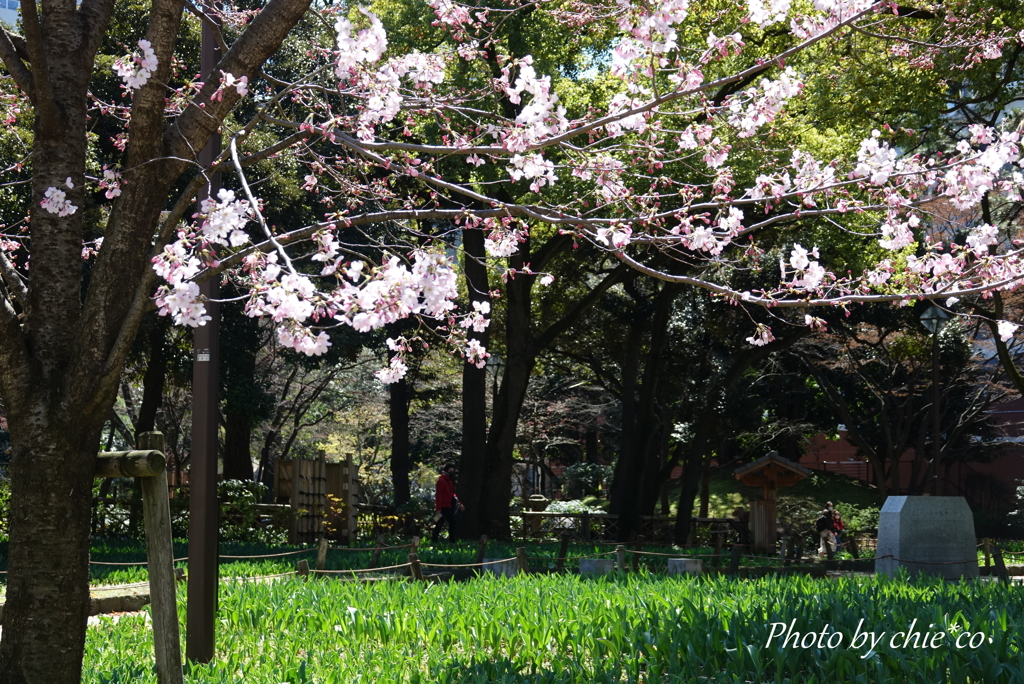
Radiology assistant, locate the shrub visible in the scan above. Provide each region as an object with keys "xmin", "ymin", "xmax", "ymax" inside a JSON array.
[
  {"xmin": 561, "ymin": 463, "xmax": 612, "ymax": 498},
  {"xmin": 218, "ymin": 479, "xmax": 287, "ymax": 544}
]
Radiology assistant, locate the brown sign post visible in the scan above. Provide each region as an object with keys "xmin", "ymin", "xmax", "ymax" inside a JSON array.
[{"xmin": 187, "ymin": 3, "xmax": 222, "ymax": 663}]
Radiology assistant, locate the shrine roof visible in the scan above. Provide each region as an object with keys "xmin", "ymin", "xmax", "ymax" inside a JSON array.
[{"xmin": 733, "ymin": 452, "xmax": 813, "ymax": 482}]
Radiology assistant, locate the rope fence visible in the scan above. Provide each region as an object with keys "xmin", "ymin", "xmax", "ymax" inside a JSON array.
[
  {"xmin": 314, "ymin": 562, "xmax": 412, "ymax": 574},
  {"xmin": 327, "ymin": 543, "xmax": 413, "ymax": 552},
  {"xmin": 420, "ymin": 557, "xmax": 518, "ymax": 569},
  {"xmin": 219, "ymin": 547, "xmax": 318, "ymax": 559},
  {"xmin": 7, "ymin": 538, "xmax": 1023, "ymax": 585}
]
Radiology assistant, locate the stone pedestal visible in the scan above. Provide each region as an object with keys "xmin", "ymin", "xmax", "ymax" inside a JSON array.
[
  {"xmin": 482, "ymin": 559, "xmax": 518, "ymax": 577},
  {"xmin": 667, "ymin": 558, "xmax": 702, "ymax": 576},
  {"xmin": 579, "ymin": 559, "xmax": 614, "ymax": 576},
  {"xmin": 875, "ymin": 496, "xmax": 978, "ymax": 580}
]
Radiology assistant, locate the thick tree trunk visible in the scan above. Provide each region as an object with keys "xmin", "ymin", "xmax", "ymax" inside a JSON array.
[
  {"xmin": 0, "ymin": 2, "xmax": 316, "ymax": 679},
  {"xmin": 476, "ymin": 258, "xmax": 626, "ymax": 537},
  {"xmin": 458, "ymin": 227, "xmax": 489, "ymax": 537},
  {"xmin": 223, "ymin": 409, "xmax": 254, "ymax": 480},
  {"xmin": 0, "ymin": 420, "xmax": 102, "ymax": 683},
  {"xmin": 389, "ymin": 377, "xmax": 411, "ymax": 508},
  {"xmin": 607, "ymin": 319, "xmax": 643, "ymax": 514},
  {"xmin": 672, "ymin": 447, "xmax": 704, "ymax": 545},
  {"xmin": 476, "ymin": 234, "xmax": 536, "ymax": 538},
  {"xmin": 613, "ymin": 283, "xmax": 679, "ymax": 540}
]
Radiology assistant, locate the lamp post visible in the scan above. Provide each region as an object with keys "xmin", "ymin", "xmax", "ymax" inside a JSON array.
[{"xmin": 920, "ymin": 304, "xmax": 949, "ymax": 494}]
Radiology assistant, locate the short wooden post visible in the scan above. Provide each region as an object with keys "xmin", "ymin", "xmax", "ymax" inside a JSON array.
[
  {"xmin": 848, "ymin": 535, "xmax": 860, "ymax": 560},
  {"xmin": 582, "ymin": 512, "xmax": 591, "ymax": 542},
  {"xmin": 993, "ymin": 546, "xmax": 1010, "ymax": 585},
  {"xmin": 408, "ymin": 552, "xmax": 424, "ymax": 581},
  {"xmin": 556, "ymin": 533, "xmax": 570, "ymax": 572},
  {"xmin": 368, "ymin": 533, "xmax": 385, "ymax": 569},
  {"xmin": 984, "ymin": 539, "xmax": 992, "ymax": 570},
  {"xmin": 137, "ymin": 431, "xmax": 183, "ymax": 684},
  {"xmin": 727, "ymin": 544, "xmax": 742, "ymax": 575},
  {"xmin": 316, "ymin": 538, "xmax": 329, "ymax": 572},
  {"xmin": 297, "ymin": 559, "xmax": 310, "ymax": 579},
  {"xmin": 632, "ymin": 536, "xmax": 645, "ymax": 572},
  {"xmin": 516, "ymin": 547, "xmax": 529, "ymax": 575},
  {"xmin": 713, "ymin": 531, "xmax": 724, "ymax": 568},
  {"xmin": 474, "ymin": 535, "xmax": 488, "ymax": 570},
  {"xmin": 616, "ymin": 545, "xmax": 626, "ymax": 572}
]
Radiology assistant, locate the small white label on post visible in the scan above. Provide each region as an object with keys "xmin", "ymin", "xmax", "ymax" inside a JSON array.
[{"xmin": 197, "ymin": 353, "xmax": 210, "ymax": 362}]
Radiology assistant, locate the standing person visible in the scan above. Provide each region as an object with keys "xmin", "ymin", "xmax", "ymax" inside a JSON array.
[
  {"xmin": 815, "ymin": 508, "xmax": 835, "ymax": 558},
  {"xmin": 832, "ymin": 509, "xmax": 845, "ymax": 553},
  {"xmin": 432, "ymin": 463, "xmax": 464, "ymax": 542}
]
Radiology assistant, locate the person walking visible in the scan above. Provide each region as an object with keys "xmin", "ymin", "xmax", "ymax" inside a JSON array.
[
  {"xmin": 815, "ymin": 508, "xmax": 835, "ymax": 558},
  {"xmin": 832, "ymin": 509, "xmax": 845, "ymax": 553},
  {"xmin": 432, "ymin": 463, "xmax": 464, "ymax": 542}
]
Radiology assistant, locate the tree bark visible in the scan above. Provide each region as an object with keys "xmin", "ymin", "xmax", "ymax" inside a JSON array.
[
  {"xmin": 607, "ymin": 314, "xmax": 643, "ymax": 514},
  {"xmin": 612, "ymin": 282, "xmax": 680, "ymax": 540},
  {"xmin": 223, "ymin": 409, "xmax": 254, "ymax": 481},
  {"xmin": 134, "ymin": 318, "xmax": 169, "ymax": 437},
  {"xmin": 0, "ymin": 0, "xmax": 316, "ymax": 680},
  {"xmin": 0, "ymin": 419, "xmax": 102, "ymax": 683},
  {"xmin": 389, "ymin": 377, "xmax": 411, "ymax": 508},
  {"xmin": 476, "ymin": 259, "xmax": 627, "ymax": 537},
  {"xmin": 458, "ymin": 227, "xmax": 489, "ymax": 537},
  {"xmin": 673, "ymin": 445, "xmax": 704, "ymax": 545}
]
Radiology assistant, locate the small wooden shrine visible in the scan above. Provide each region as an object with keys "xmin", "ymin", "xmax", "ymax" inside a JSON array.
[{"xmin": 734, "ymin": 452, "xmax": 812, "ymax": 551}]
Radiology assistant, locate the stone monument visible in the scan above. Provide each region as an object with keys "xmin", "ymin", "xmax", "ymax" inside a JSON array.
[{"xmin": 875, "ymin": 496, "xmax": 978, "ymax": 580}]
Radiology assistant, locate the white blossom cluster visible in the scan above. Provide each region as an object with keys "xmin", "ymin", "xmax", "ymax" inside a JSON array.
[{"xmin": 113, "ymin": 39, "xmax": 158, "ymax": 90}]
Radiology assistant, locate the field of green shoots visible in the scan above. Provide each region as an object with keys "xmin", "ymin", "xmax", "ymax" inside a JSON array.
[{"xmin": 83, "ymin": 571, "xmax": 1024, "ymax": 683}]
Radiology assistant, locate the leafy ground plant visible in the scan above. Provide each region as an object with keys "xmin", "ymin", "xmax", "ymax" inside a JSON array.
[{"xmin": 82, "ymin": 572, "xmax": 1023, "ymax": 683}]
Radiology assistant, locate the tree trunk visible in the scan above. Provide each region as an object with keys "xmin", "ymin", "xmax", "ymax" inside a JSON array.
[
  {"xmin": 699, "ymin": 457, "xmax": 711, "ymax": 518},
  {"xmin": 0, "ymin": 420, "xmax": 102, "ymax": 683},
  {"xmin": 134, "ymin": 317, "xmax": 169, "ymax": 437},
  {"xmin": 613, "ymin": 283, "xmax": 679, "ymax": 540},
  {"xmin": 480, "ymin": 344, "xmax": 534, "ymax": 537},
  {"xmin": 473, "ymin": 250, "xmax": 625, "ymax": 537},
  {"xmin": 458, "ymin": 227, "xmax": 489, "ymax": 537},
  {"xmin": 389, "ymin": 377, "xmax": 411, "ymax": 508},
  {"xmin": 223, "ymin": 409, "xmax": 254, "ymax": 481},
  {"xmin": 0, "ymin": 2, "xmax": 316, "ymax": 678},
  {"xmin": 672, "ymin": 446, "xmax": 704, "ymax": 545},
  {"xmin": 607, "ymin": 319, "xmax": 643, "ymax": 514}
]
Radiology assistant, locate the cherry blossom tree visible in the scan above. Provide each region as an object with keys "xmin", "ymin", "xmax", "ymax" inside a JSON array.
[{"xmin": 0, "ymin": 0, "xmax": 1023, "ymax": 679}]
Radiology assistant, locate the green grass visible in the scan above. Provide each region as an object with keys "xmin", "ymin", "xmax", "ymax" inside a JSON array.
[{"xmin": 82, "ymin": 571, "xmax": 1024, "ymax": 683}]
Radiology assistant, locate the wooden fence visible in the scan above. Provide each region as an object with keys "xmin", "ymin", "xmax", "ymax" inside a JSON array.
[{"xmin": 274, "ymin": 455, "xmax": 359, "ymax": 544}]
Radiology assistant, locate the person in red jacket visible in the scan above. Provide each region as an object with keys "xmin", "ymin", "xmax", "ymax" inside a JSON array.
[
  {"xmin": 832, "ymin": 509, "xmax": 846, "ymax": 552},
  {"xmin": 432, "ymin": 463, "xmax": 464, "ymax": 542}
]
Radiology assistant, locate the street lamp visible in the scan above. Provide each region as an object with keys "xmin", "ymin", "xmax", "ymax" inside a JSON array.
[{"xmin": 920, "ymin": 304, "xmax": 949, "ymax": 494}]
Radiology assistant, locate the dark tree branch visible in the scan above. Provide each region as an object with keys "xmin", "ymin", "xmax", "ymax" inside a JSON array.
[
  {"xmin": 18, "ymin": 0, "xmax": 57, "ymax": 130},
  {"xmin": 0, "ymin": 29, "xmax": 34, "ymax": 97}
]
